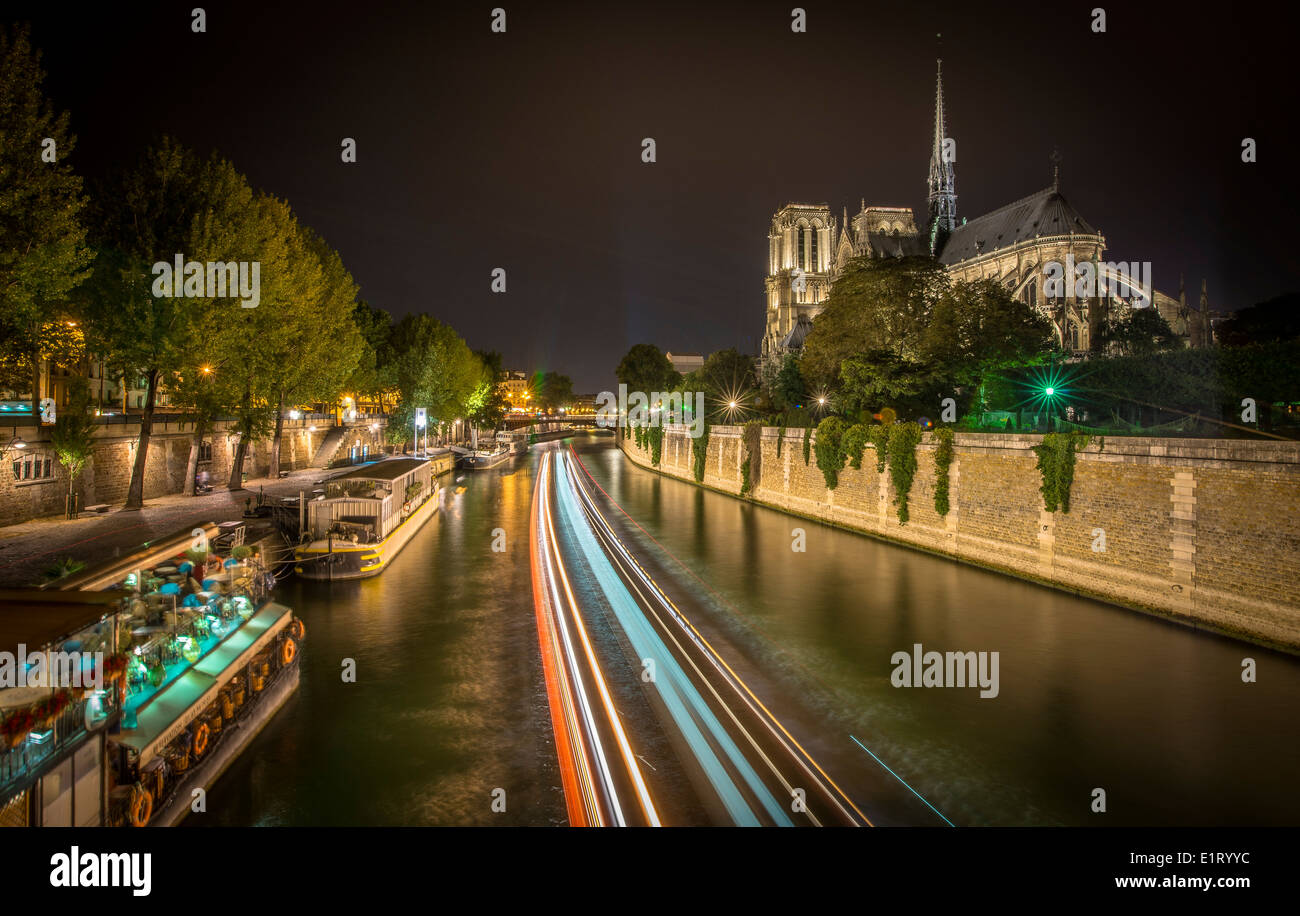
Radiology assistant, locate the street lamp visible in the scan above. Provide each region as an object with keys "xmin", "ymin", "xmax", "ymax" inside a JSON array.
[{"xmin": 1, "ymin": 434, "xmax": 26, "ymax": 460}]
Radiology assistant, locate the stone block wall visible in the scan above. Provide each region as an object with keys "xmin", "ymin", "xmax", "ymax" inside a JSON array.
[
  {"xmin": 621, "ymin": 426, "xmax": 1300, "ymax": 650},
  {"xmin": 0, "ymin": 417, "xmax": 388, "ymax": 527}
]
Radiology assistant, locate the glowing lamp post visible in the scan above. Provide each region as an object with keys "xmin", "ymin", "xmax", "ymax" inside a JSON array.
[{"xmin": 414, "ymin": 408, "xmax": 428, "ymax": 457}]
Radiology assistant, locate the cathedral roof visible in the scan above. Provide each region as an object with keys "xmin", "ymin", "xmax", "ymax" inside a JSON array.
[
  {"xmin": 938, "ymin": 186, "xmax": 1099, "ymax": 265},
  {"xmin": 863, "ymin": 231, "xmax": 929, "ymax": 258},
  {"xmin": 780, "ymin": 314, "xmax": 814, "ymax": 350}
]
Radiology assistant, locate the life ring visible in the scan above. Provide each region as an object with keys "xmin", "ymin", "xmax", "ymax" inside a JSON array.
[
  {"xmin": 289, "ymin": 618, "xmax": 306, "ymax": 641},
  {"xmin": 280, "ymin": 637, "xmax": 297, "ymax": 667},
  {"xmin": 129, "ymin": 785, "xmax": 152, "ymax": 827},
  {"xmin": 192, "ymin": 722, "xmax": 210, "ymax": 758}
]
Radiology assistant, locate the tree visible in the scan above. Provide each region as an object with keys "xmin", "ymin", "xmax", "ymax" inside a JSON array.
[
  {"xmin": 682, "ymin": 348, "xmax": 755, "ymax": 419},
  {"xmin": 800, "ymin": 256, "xmax": 949, "ymax": 388},
  {"xmin": 1100, "ymin": 306, "xmax": 1181, "ymax": 357},
  {"xmin": 839, "ymin": 351, "xmax": 948, "ymax": 420},
  {"xmin": 531, "ymin": 370, "xmax": 574, "ymax": 412},
  {"xmin": 264, "ymin": 226, "xmax": 364, "ymax": 478},
  {"xmin": 81, "ymin": 139, "xmax": 256, "ymax": 507},
  {"xmin": 169, "ymin": 366, "xmax": 223, "ymax": 496},
  {"xmin": 211, "ymin": 192, "xmax": 334, "ymax": 488},
  {"xmin": 0, "ymin": 25, "xmax": 94, "ymax": 420},
  {"xmin": 1214, "ymin": 293, "xmax": 1300, "ymax": 347},
  {"xmin": 347, "ymin": 301, "xmax": 396, "ymax": 411},
  {"xmin": 50, "ymin": 378, "xmax": 97, "ymax": 518},
  {"xmin": 807, "ymin": 264, "xmax": 1053, "ymax": 421},
  {"xmin": 615, "ymin": 343, "xmax": 679, "ymax": 395},
  {"xmin": 387, "ymin": 315, "xmax": 479, "ymax": 448},
  {"xmin": 770, "ymin": 354, "xmax": 807, "ymax": 412},
  {"xmin": 922, "ymin": 278, "xmax": 1055, "ymax": 379},
  {"xmin": 467, "ymin": 350, "xmax": 508, "ymax": 432}
]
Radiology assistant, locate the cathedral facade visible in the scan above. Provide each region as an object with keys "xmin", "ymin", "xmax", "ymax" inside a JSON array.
[{"xmin": 761, "ymin": 62, "xmax": 1208, "ymax": 364}]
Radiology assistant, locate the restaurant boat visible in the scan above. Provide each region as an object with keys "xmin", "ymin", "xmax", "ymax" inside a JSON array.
[
  {"xmin": 293, "ymin": 455, "xmax": 450, "ymax": 580},
  {"xmin": 0, "ymin": 523, "xmax": 305, "ymax": 827}
]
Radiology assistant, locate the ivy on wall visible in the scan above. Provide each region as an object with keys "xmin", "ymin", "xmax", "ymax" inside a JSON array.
[
  {"xmin": 887, "ymin": 421, "xmax": 923, "ymax": 524},
  {"xmin": 842, "ymin": 423, "xmax": 870, "ymax": 470},
  {"xmin": 776, "ymin": 420, "xmax": 786, "ymax": 458},
  {"xmin": 802, "ymin": 425, "xmax": 812, "ymax": 465},
  {"xmin": 867, "ymin": 425, "xmax": 889, "ymax": 473},
  {"xmin": 933, "ymin": 427, "xmax": 954, "ymax": 517},
  {"xmin": 1032, "ymin": 431, "xmax": 1089, "ymax": 513},
  {"xmin": 647, "ymin": 424, "xmax": 664, "ymax": 466},
  {"xmin": 814, "ymin": 417, "xmax": 848, "ymax": 489},
  {"xmin": 740, "ymin": 420, "xmax": 762, "ymax": 496},
  {"xmin": 692, "ymin": 420, "xmax": 710, "ymax": 483}
]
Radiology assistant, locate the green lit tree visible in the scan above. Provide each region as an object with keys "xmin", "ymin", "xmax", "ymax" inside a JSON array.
[{"xmin": 50, "ymin": 378, "xmax": 97, "ymax": 517}]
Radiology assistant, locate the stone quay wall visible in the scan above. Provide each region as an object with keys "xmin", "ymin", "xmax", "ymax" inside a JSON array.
[
  {"xmin": 0, "ymin": 417, "xmax": 389, "ymax": 527},
  {"xmin": 620, "ymin": 426, "xmax": 1300, "ymax": 651}
]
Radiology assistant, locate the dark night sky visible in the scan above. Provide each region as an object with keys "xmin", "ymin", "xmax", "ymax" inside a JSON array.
[{"xmin": 7, "ymin": 0, "xmax": 1296, "ymax": 392}]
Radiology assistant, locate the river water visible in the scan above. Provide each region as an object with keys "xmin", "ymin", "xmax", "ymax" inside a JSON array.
[{"xmin": 195, "ymin": 434, "xmax": 1300, "ymax": 826}]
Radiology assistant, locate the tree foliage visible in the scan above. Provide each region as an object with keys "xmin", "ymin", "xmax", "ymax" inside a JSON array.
[
  {"xmin": 531, "ymin": 370, "xmax": 574, "ymax": 410},
  {"xmin": 1101, "ymin": 306, "xmax": 1180, "ymax": 357},
  {"xmin": 769, "ymin": 354, "xmax": 807, "ymax": 412},
  {"xmin": 387, "ymin": 315, "xmax": 479, "ymax": 444},
  {"xmin": 803, "ymin": 257, "xmax": 1053, "ymax": 422},
  {"xmin": 0, "ymin": 25, "xmax": 94, "ymax": 411},
  {"xmin": 682, "ymin": 348, "xmax": 755, "ymax": 416},
  {"xmin": 800, "ymin": 256, "xmax": 949, "ymax": 387},
  {"xmin": 1215, "ymin": 293, "xmax": 1300, "ymax": 347},
  {"xmin": 616, "ymin": 343, "xmax": 679, "ymax": 395},
  {"xmin": 50, "ymin": 377, "xmax": 96, "ymax": 509}
]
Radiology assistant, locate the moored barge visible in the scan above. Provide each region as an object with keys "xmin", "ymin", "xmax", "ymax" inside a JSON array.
[{"xmin": 293, "ymin": 454, "xmax": 452, "ymax": 580}]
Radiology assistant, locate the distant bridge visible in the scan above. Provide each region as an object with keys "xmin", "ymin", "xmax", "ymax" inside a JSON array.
[{"xmin": 502, "ymin": 416, "xmax": 600, "ymax": 431}]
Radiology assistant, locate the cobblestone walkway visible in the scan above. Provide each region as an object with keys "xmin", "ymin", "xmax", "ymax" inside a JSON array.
[{"xmin": 0, "ymin": 470, "xmax": 330, "ymax": 587}]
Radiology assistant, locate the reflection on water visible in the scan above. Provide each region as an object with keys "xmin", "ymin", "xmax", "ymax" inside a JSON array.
[
  {"xmin": 192, "ymin": 454, "xmax": 563, "ymax": 826},
  {"xmin": 195, "ymin": 436, "xmax": 1300, "ymax": 826},
  {"xmin": 571, "ymin": 438, "xmax": 1300, "ymax": 827}
]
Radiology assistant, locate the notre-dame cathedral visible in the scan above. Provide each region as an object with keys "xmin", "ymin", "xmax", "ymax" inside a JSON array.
[{"xmin": 761, "ymin": 62, "xmax": 1212, "ymax": 364}]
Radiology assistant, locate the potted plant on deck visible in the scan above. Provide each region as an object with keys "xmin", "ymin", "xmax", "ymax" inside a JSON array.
[{"xmin": 2, "ymin": 710, "xmax": 35, "ymax": 748}]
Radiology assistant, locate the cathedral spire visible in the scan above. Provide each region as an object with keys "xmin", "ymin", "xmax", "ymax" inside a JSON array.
[{"xmin": 927, "ymin": 59, "xmax": 957, "ymax": 255}]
